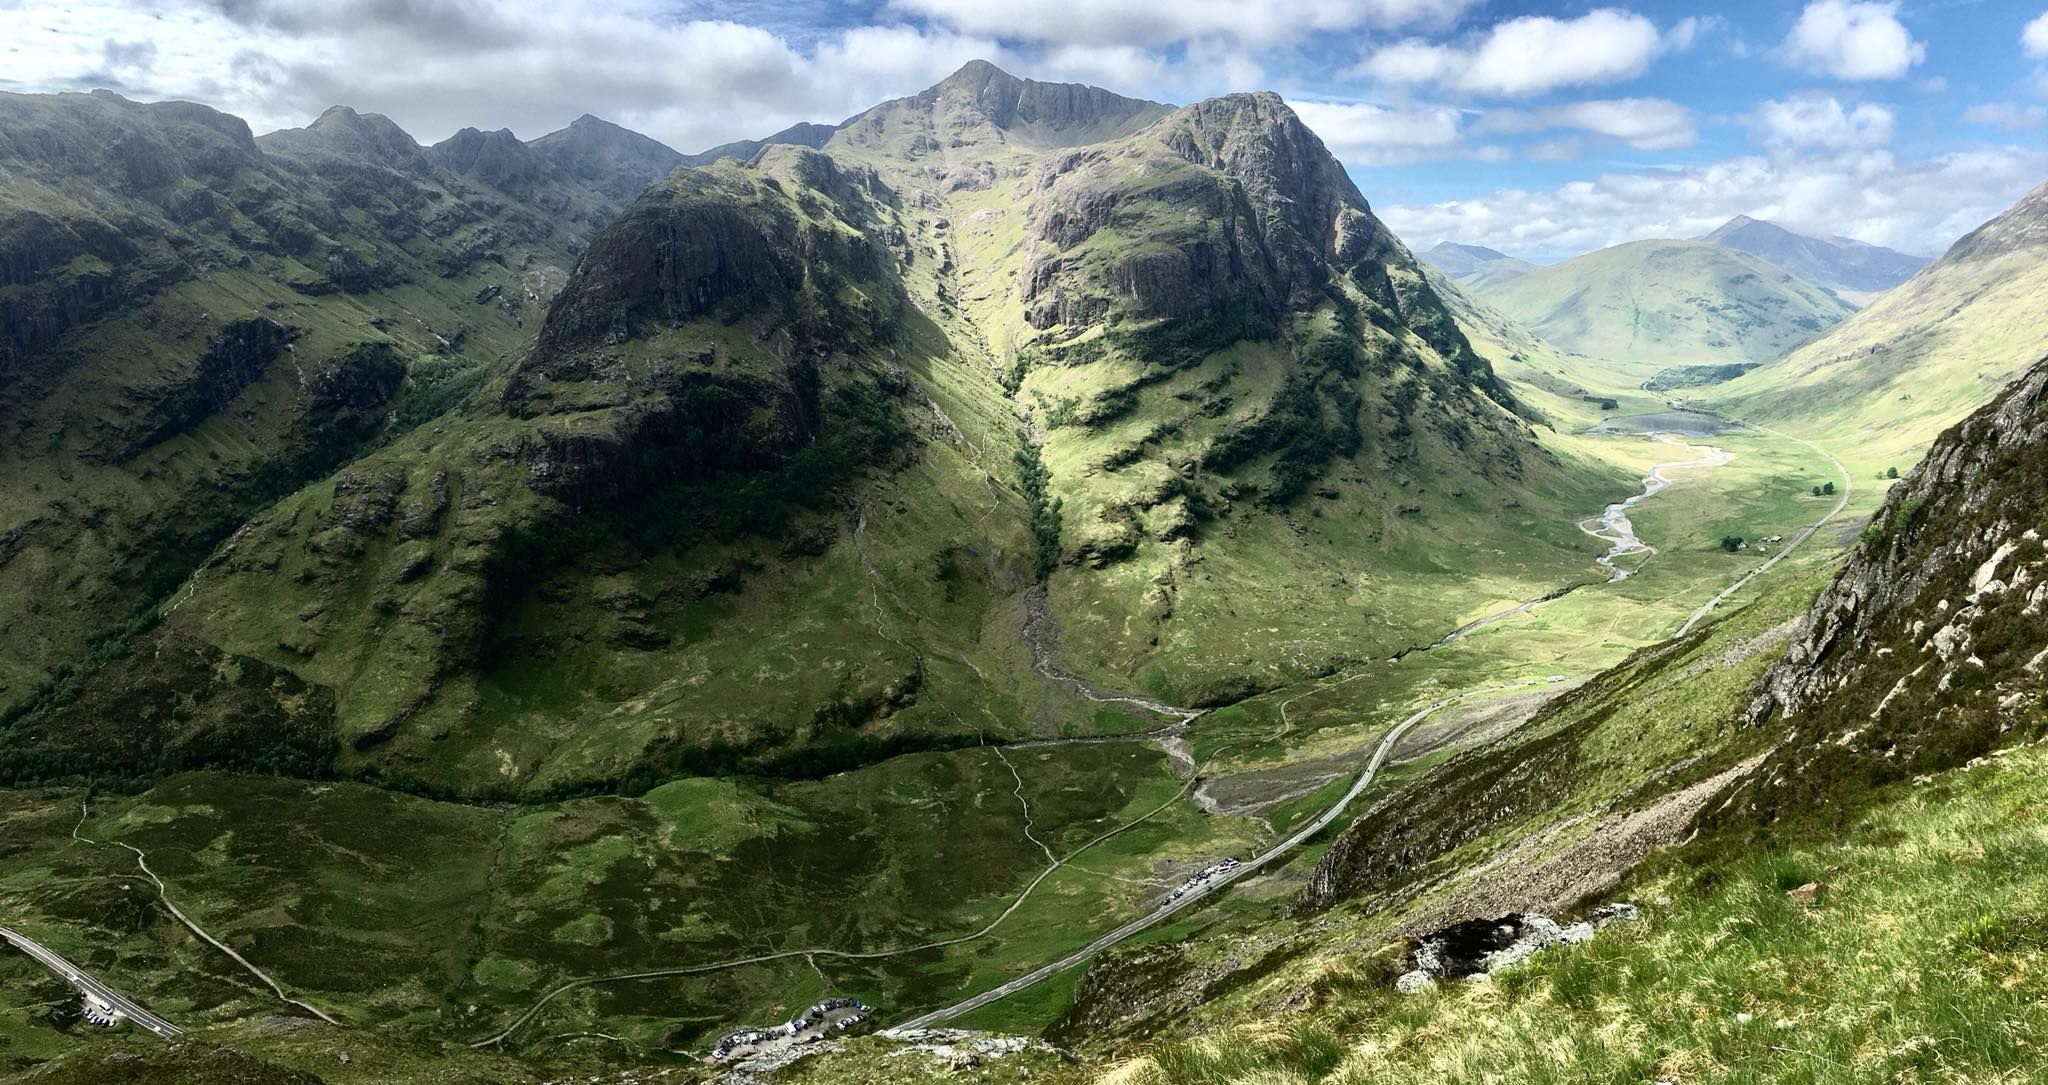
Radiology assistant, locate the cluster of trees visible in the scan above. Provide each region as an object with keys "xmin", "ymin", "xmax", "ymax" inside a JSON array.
[
  {"xmin": 1015, "ymin": 441, "xmax": 1063, "ymax": 579},
  {"xmin": 1811, "ymin": 481, "xmax": 1837, "ymax": 497}
]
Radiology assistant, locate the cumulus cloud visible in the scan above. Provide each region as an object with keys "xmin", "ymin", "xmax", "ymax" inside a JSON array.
[
  {"xmin": 1380, "ymin": 145, "xmax": 2048, "ymax": 259},
  {"xmin": 1752, "ymin": 95, "xmax": 1896, "ymax": 149},
  {"xmin": 1469, "ymin": 98, "xmax": 1696, "ymax": 151},
  {"xmin": 1289, "ymin": 100, "xmax": 1464, "ymax": 150},
  {"xmin": 891, "ymin": 0, "xmax": 1479, "ymax": 48},
  {"xmin": 2026, "ymin": 11, "xmax": 2048, "ymax": 59},
  {"xmin": 0, "ymin": 0, "xmax": 1037, "ymax": 153},
  {"xmin": 1354, "ymin": 9, "xmax": 1687, "ymax": 97},
  {"xmin": 1962, "ymin": 101, "xmax": 2048, "ymax": 131},
  {"xmin": 1781, "ymin": 1, "xmax": 1925, "ymax": 81}
]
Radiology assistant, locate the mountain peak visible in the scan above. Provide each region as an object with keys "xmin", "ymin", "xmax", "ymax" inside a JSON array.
[
  {"xmin": 1702, "ymin": 213, "xmax": 1928, "ymax": 293},
  {"xmin": 831, "ymin": 61, "xmax": 1170, "ymax": 154},
  {"xmin": 935, "ymin": 58, "xmax": 1014, "ymax": 90},
  {"xmin": 264, "ymin": 103, "xmax": 420, "ymax": 164}
]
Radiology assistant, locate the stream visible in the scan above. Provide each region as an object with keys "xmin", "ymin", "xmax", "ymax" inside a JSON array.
[{"xmin": 1580, "ymin": 437, "xmax": 1734, "ymax": 582}]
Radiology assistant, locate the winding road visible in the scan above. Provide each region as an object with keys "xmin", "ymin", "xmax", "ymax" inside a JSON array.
[
  {"xmin": 0, "ymin": 924, "xmax": 182, "ymax": 1038},
  {"xmin": 886, "ymin": 680, "xmax": 1538, "ymax": 1031}
]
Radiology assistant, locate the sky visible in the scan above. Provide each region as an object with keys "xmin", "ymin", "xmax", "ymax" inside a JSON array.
[{"xmin": 3, "ymin": 0, "xmax": 2046, "ymax": 260}]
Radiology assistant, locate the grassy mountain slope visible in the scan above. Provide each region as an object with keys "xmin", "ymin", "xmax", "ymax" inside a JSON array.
[
  {"xmin": 0, "ymin": 90, "xmax": 688, "ymax": 738},
  {"xmin": 1706, "ymin": 179, "xmax": 2048, "ymax": 474},
  {"xmin": 1475, "ymin": 239, "xmax": 1854, "ymax": 373},
  {"xmin": 809, "ymin": 348, "xmax": 2048, "ymax": 1085},
  {"xmin": 0, "ymin": 65, "xmax": 1630, "ymax": 797},
  {"xmin": 1702, "ymin": 214, "xmax": 1927, "ymax": 297}
]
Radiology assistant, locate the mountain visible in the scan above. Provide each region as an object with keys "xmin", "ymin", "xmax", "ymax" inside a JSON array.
[
  {"xmin": 1003, "ymin": 348, "xmax": 2048, "ymax": 1085},
  {"xmin": 0, "ymin": 89, "xmax": 685, "ymax": 755},
  {"xmin": 1472, "ymin": 238, "xmax": 1856, "ymax": 369},
  {"xmin": 679, "ymin": 119, "xmax": 840, "ymax": 166},
  {"xmin": 0, "ymin": 64, "xmax": 1622, "ymax": 798},
  {"xmin": 1707, "ymin": 179, "xmax": 2048, "ymax": 472},
  {"xmin": 1702, "ymin": 214, "xmax": 1928, "ymax": 298},
  {"xmin": 1425, "ymin": 240, "xmax": 1536, "ymax": 291}
]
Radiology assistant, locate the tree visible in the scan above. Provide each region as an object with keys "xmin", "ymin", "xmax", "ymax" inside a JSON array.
[
  {"xmin": 1885, "ymin": 466, "xmax": 1900, "ymax": 479},
  {"xmin": 1720, "ymin": 535, "xmax": 1745, "ymax": 553},
  {"xmin": 1811, "ymin": 485, "xmax": 1823, "ymax": 497},
  {"xmin": 1822, "ymin": 481, "xmax": 1836, "ymax": 495}
]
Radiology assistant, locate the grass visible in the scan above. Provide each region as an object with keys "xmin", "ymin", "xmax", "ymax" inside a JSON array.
[
  {"xmin": 1705, "ymin": 206, "xmax": 2048, "ymax": 477},
  {"xmin": 1473, "ymin": 240, "xmax": 1854, "ymax": 370},
  {"xmin": 1102, "ymin": 739, "xmax": 2048, "ymax": 1085}
]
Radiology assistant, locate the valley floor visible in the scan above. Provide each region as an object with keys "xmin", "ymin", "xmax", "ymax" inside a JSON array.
[{"xmin": 0, "ymin": 424, "xmax": 1876, "ymax": 1082}]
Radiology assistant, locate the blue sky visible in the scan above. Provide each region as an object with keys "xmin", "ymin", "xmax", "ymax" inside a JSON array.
[{"xmin": 4, "ymin": 0, "xmax": 2045, "ymax": 258}]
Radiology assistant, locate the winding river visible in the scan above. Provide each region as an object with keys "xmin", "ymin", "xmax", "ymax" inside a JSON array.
[{"xmin": 1581, "ymin": 438, "xmax": 1734, "ymax": 581}]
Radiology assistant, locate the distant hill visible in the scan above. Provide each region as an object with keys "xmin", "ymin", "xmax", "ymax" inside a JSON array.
[
  {"xmin": 1426, "ymin": 241, "xmax": 1536, "ymax": 291},
  {"xmin": 1471, "ymin": 239, "xmax": 1854, "ymax": 368},
  {"xmin": 1708, "ymin": 178, "xmax": 2048, "ymax": 470},
  {"xmin": 1702, "ymin": 215, "xmax": 1927, "ymax": 298},
  {"xmin": 680, "ymin": 119, "xmax": 839, "ymax": 166}
]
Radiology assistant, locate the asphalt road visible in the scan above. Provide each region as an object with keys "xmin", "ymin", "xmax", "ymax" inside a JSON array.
[
  {"xmin": 0, "ymin": 924, "xmax": 182, "ymax": 1038},
  {"xmin": 886, "ymin": 682, "xmax": 1533, "ymax": 1032}
]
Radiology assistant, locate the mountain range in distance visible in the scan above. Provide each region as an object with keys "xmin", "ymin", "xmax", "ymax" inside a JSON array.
[
  {"xmin": 1421, "ymin": 215, "xmax": 1931, "ymax": 377},
  {"xmin": 1427, "ymin": 214, "xmax": 1929, "ymax": 301}
]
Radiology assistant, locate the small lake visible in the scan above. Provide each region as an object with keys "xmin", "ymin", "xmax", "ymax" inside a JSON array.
[{"xmin": 1586, "ymin": 410, "xmax": 1736, "ymax": 437}]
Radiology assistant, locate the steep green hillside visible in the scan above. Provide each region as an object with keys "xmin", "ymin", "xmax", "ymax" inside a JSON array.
[
  {"xmin": 1475, "ymin": 239, "xmax": 1854, "ymax": 374},
  {"xmin": 787, "ymin": 349, "xmax": 2048, "ymax": 1085},
  {"xmin": 1707, "ymin": 179, "xmax": 2048, "ymax": 474},
  {"xmin": 0, "ymin": 90, "xmax": 688, "ymax": 743},
  {"xmin": 0, "ymin": 65, "xmax": 1628, "ymax": 797}
]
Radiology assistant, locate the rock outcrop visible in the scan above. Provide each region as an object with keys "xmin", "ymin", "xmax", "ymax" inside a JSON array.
[{"xmin": 1739, "ymin": 354, "xmax": 2048, "ymax": 823}]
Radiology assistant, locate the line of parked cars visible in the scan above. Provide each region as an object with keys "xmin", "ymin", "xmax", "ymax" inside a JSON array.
[
  {"xmin": 1160, "ymin": 857, "xmax": 1241, "ymax": 906},
  {"xmin": 709, "ymin": 998, "xmax": 872, "ymax": 1062}
]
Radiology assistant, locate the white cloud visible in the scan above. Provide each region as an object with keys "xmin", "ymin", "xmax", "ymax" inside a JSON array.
[
  {"xmin": 1525, "ymin": 138, "xmax": 1584, "ymax": 162},
  {"xmin": 890, "ymin": 0, "xmax": 1478, "ymax": 48},
  {"xmin": 1963, "ymin": 101, "xmax": 2048, "ymax": 130},
  {"xmin": 2025, "ymin": 11, "xmax": 2048, "ymax": 59},
  {"xmin": 1473, "ymin": 98, "xmax": 1697, "ymax": 151},
  {"xmin": 1289, "ymin": 100, "xmax": 1464, "ymax": 150},
  {"xmin": 1355, "ymin": 9, "xmax": 1684, "ymax": 97},
  {"xmin": 1752, "ymin": 95, "xmax": 1896, "ymax": 149},
  {"xmin": 1380, "ymin": 146, "xmax": 2048, "ymax": 259},
  {"xmin": 0, "ymin": 0, "xmax": 1041, "ymax": 154},
  {"xmin": 1546, "ymin": 98, "xmax": 1697, "ymax": 150},
  {"xmin": 1782, "ymin": 1, "xmax": 1925, "ymax": 81}
]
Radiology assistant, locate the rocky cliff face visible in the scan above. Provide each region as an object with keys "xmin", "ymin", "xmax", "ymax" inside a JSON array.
[{"xmin": 1737, "ymin": 354, "xmax": 2048, "ymax": 823}]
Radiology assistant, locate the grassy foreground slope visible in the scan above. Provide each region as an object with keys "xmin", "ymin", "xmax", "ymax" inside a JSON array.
[
  {"xmin": 1708, "ymin": 179, "xmax": 2048, "ymax": 475},
  {"xmin": 1475, "ymin": 239, "xmax": 1853, "ymax": 373}
]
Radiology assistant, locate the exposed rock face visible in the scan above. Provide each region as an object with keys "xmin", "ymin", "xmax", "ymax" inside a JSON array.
[
  {"xmin": 1393, "ymin": 904, "xmax": 1639, "ymax": 992},
  {"xmin": 1941, "ymin": 179, "xmax": 2048, "ymax": 265},
  {"xmin": 121, "ymin": 318, "xmax": 302, "ymax": 458},
  {"xmin": 1739, "ymin": 354, "xmax": 2048, "ymax": 823},
  {"xmin": 429, "ymin": 126, "xmax": 548, "ymax": 196},
  {"xmin": 536, "ymin": 149, "xmax": 890, "ymax": 354}
]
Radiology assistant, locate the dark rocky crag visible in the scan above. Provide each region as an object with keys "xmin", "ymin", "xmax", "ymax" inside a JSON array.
[{"xmin": 1737, "ymin": 353, "xmax": 2048, "ymax": 824}]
